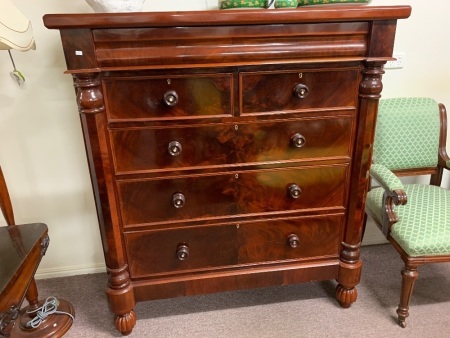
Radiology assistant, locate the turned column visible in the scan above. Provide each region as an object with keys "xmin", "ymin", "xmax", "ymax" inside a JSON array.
[
  {"xmin": 336, "ymin": 61, "xmax": 386, "ymax": 307},
  {"xmin": 74, "ymin": 72, "xmax": 136, "ymax": 335}
]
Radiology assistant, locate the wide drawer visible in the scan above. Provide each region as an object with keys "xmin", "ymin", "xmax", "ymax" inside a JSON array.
[
  {"xmin": 103, "ymin": 74, "xmax": 233, "ymax": 120},
  {"xmin": 125, "ymin": 214, "xmax": 342, "ymax": 278},
  {"xmin": 117, "ymin": 164, "xmax": 348, "ymax": 227},
  {"xmin": 240, "ymin": 69, "xmax": 359, "ymax": 114},
  {"xmin": 110, "ymin": 116, "xmax": 354, "ymax": 173}
]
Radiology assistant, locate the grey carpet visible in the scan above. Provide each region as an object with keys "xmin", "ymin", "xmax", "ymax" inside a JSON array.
[{"xmin": 34, "ymin": 244, "xmax": 450, "ymax": 337}]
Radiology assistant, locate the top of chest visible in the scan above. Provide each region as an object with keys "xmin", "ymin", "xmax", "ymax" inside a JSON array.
[{"xmin": 43, "ymin": 6, "xmax": 411, "ymax": 71}]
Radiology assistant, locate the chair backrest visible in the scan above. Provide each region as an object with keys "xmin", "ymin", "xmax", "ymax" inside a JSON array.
[{"xmin": 373, "ymin": 97, "xmax": 442, "ymax": 175}]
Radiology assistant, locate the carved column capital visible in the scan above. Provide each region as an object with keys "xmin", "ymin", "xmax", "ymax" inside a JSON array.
[
  {"xmin": 73, "ymin": 72, "xmax": 105, "ymax": 115},
  {"xmin": 359, "ymin": 61, "xmax": 386, "ymax": 100}
]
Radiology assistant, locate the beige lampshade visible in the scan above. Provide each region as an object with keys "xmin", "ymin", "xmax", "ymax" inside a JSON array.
[{"xmin": 0, "ymin": 0, "xmax": 35, "ymax": 51}]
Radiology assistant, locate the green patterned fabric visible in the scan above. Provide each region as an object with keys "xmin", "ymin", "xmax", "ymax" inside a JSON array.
[
  {"xmin": 366, "ymin": 184, "xmax": 450, "ymax": 256},
  {"xmin": 374, "ymin": 98, "xmax": 440, "ymax": 171},
  {"xmin": 275, "ymin": 0, "xmax": 298, "ymax": 7},
  {"xmin": 298, "ymin": 0, "xmax": 369, "ymax": 5},
  {"xmin": 370, "ymin": 163, "xmax": 404, "ymax": 191},
  {"xmin": 220, "ymin": 0, "xmax": 270, "ymax": 9}
]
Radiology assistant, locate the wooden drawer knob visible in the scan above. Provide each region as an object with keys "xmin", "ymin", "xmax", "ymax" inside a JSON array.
[
  {"xmin": 287, "ymin": 234, "xmax": 300, "ymax": 248},
  {"xmin": 163, "ymin": 90, "xmax": 179, "ymax": 107},
  {"xmin": 293, "ymin": 83, "xmax": 309, "ymax": 99},
  {"xmin": 176, "ymin": 243, "xmax": 189, "ymax": 260},
  {"xmin": 288, "ymin": 184, "xmax": 302, "ymax": 199},
  {"xmin": 172, "ymin": 192, "xmax": 185, "ymax": 208},
  {"xmin": 168, "ymin": 140, "xmax": 182, "ymax": 156},
  {"xmin": 291, "ymin": 133, "xmax": 306, "ymax": 148}
]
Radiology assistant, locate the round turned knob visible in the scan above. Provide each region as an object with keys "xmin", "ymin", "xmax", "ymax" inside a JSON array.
[
  {"xmin": 163, "ymin": 90, "xmax": 179, "ymax": 107},
  {"xmin": 168, "ymin": 141, "xmax": 182, "ymax": 156},
  {"xmin": 291, "ymin": 133, "xmax": 306, "ymax": 148},
  {"xmin": 293, "ymin": 83, "xmax": 309, "ymax": 99},
  {"xmin": 287, "ymin": 234, "xmax": 300, "ymax": 248},
  {"xmin": 176, "ymin": 243, "xmax": 189, "ymax": 260},
  {"xmin": 288, "ymin": 184, "xmax": 302, "ymax": 199},
  {"xmin": 172, "ymin": 192, "xmax": 185, "ymax": 208}
]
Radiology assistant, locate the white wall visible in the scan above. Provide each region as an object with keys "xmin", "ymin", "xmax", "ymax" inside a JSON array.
[{"xmin": 0, "ymin": 0, "xmax": 448, "ymax": 278}]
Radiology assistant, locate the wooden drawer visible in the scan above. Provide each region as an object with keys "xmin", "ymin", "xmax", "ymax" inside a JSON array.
[
  {"xmin": 103, "ymin": 74, "xmax": 233, "ymax": 120},
  {"xmin": 125, "ymin": 225, "xmax": 238, "ymax": 277},
  {"xmin": 110, "ymin": 116, "xmax": 353, "ymax": 173},
  {"xmin": 240, "ymin": 69, "xmax": 359, "ymax": 114},
  {"xmin": 238, "ymin": 214, "xmax": 343, "ymax": 264},
  {"xmin": 125, "ymin": 214, "xmax": 342, "ymax": 277},
  {"xmin": 117, "ymin": 165, "xmax": 348, "ymax": 227}
]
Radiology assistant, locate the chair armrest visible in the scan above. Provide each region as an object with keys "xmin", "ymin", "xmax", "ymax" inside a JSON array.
[
  {"xmin": 369, "ymin": 163, "xmax": 407, "ymax": 237},
  {"xmin": 370, "ymin": 163, "xmax": 404, "ymax": 192}
]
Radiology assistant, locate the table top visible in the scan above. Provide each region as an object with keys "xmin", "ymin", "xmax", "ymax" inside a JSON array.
[{"xmin": 0, "ymin": 223, "xmax": 48, "ymax": 296}]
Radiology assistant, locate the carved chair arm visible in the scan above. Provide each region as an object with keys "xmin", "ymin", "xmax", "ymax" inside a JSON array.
[{"xmin": 369, "ymin": 163, "xmax": 407, "ymax": 237}]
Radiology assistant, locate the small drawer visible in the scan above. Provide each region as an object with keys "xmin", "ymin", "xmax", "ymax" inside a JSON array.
[
  {"xmin": 125, "ymin": 225, "xmax": 238, "ymax": 277},
  {"xmin": 236, "ymin": 165, "xmax": 349, "ymax": 214},
  {"xmin": 118, "ymin": 173, "xmax": 238, "ymax": 227},
  {"xmin": 240, "ymin": 69, "xmax": 359, "ymax": 114},
  {"xmin": 110, "ymin": 124, "xmax": 237, "ymax": 173},
  {"xmin": 118, "ymin": 165, "xmax": 348, "ymax": 227},
  {"xmin": 103, "ymin": 74, "xmax": 233, "ymax": 120},
  {"xmin": 238, "ymin": 214, "xmax": 343, "ymax": 264},
  {"xmin": 237, "ymin": 116, "xmax": 354, "ymax": 163}
]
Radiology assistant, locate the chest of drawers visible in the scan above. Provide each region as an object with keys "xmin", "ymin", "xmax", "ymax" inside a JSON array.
[{"xmin": 44, "ymin": 7, "xmax": 410, "ymax": 335}]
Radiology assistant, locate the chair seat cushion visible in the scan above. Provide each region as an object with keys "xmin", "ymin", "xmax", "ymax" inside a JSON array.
[{"xmin": 366, "ymin": 184, "xmax": 450, "ymax": 257}]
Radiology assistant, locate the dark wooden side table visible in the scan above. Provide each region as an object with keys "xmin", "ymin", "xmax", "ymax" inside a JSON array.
[
  {"xmin": 0, "ymin": 223, "xmax": 49, "ymax": 336},
  {"xmin": 0, "ymin": 223, "xmax": 75, "ymax": 337}
]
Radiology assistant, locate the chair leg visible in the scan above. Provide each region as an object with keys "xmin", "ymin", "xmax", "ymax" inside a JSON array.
[{"xmin": 396, "ymin": 264, "xmax": 418, "ymax": 328}]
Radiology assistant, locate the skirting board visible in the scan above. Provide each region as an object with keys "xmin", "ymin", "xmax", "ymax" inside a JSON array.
[
  {"xmin": 34, "ymin": 221, "xmax": 387, "ymax": 280},
  {"xmin": 35, "ymin": 263, "xmax": 106, "ymax": 280}
]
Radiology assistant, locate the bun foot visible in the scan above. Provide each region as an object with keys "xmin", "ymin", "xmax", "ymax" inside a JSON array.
[
  {"xmin": 115, "ymin": 310, "xmax": 136, "ymax": 336},
  {"xmin": 335, "ymin": 284, "xmax": 358, "ymax": 308}
]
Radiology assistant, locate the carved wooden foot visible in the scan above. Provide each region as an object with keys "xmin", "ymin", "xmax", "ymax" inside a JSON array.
[
  {"xmin": 107, "ymin": 265, "xmax": 136, "ymax": 335},
  {"xmin": 115, "ymin": 310, "xmax": 137, "ymax": 336},
  {"xmin": 336, "ymin": 284, "xmax": 358, "ymax": 308},
  {"xmin": 336, "ymin": 243, "xmax": 362, "ymax": 308},
  {"xmin": 396, "ymin": 265, "xmax": 418, "ymax": 328}
]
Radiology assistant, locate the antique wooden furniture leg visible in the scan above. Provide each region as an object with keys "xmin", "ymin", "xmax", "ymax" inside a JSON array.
[{"xmin": 397, "ymin": 263, "xmax": 419, "ymax": 328}]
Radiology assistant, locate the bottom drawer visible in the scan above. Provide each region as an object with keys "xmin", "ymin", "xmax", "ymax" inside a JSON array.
[{"xmin": 125, "ymin": 214, "xmax": 343, "ymax": 278}]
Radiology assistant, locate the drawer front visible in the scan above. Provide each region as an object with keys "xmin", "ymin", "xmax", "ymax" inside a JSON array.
[
  {"xmin": 238, "ymin": 214, "xmax": 343, "ymax": 264},
  {"xmin": 240, "ymin": 69, "xmax": 359, "ymax": 114},
  {"xmin": 103, "ymin": 74, "xmax": 233, "ymax": 120},
  {"xmin": 111, "ymin": 116, "xmax": 353, "ymax": 173},
  {"xmin": 237, "ymin": 116, "xmax": 353, "ymax": 163},
  {"xmin": 118, "ymin": 174, "xmax": 237, "ymax": 227},
  {"xmin": 118, "ymin": 165, "xmax": 348, "ymax": 227},
  {"xmin": 110, "ymin": 124, "xmax": 236, "ymax": 173},
  {"xmin": 236, "ymin": 165, "xmax": 348, "ymax": 214},
  {"xmin": 125, "ymin": 225, "xmax": 238, "ymax": 277},
  {"xmin": 125, "ymin": 214, "xmax": 342, "ymax": 277}
]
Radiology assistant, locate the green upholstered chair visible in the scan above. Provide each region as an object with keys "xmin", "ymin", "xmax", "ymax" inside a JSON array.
[{"xmin": 365, "ymin": 97, "xmax": 450, "ymax": 328}]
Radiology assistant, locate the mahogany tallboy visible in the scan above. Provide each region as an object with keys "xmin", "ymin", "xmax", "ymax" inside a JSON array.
[{"xmin": 44, "ymin": 6, "xmax": 411, "ymax": 335}]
